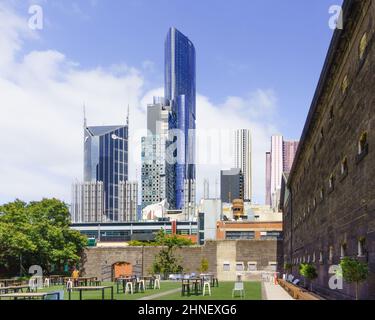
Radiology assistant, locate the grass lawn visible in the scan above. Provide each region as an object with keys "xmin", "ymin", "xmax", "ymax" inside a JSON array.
[
  {"xmin": 158, "ymin": 282, "xmax": 262, "ymax": 300},
  {"xmin": 35, "ymin": 281, "xmax": 181, "ymax": 300}
]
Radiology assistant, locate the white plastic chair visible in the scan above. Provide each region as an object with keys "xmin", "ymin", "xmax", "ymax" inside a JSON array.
[
  {"xmin": 28, "ymin": 278, "xmax": 37, "ymax": 292},
  {"xmin": 44, "ymin": 278, "xmax": 50, "ymax": 288},
  {"xmin": 153, "ymin": 276, "xmax": 161, "ymax": 290},
  {"xmin": 66, "ymin": 279, "xmax": 73, "ymax": 292},
  {"xmin": 202, "ymin": 281, "xmax": 211, "ymax": 296},
  {"xmin": 232, "ymin": 282, "xmax": 245, "ymax": 299},
  {"xmin": 125, "ymin": 281, "xmax": 134, "ymax": 294},
  {"xmin": 137, "ymin": 278, "xmax": 146, "ymax": 292}
]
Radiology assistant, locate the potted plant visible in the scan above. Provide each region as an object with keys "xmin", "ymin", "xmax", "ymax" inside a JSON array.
[
  {"xmin": 339, "ymin": 257, "xmax": 368, "ymax": 300},
  {"xmin": 299, "ymin": 263, "xmax": 318, "ymax": 291},
  {"xmin": 284, "ymin": 262, "xmax": 293, "ymax": 278}
]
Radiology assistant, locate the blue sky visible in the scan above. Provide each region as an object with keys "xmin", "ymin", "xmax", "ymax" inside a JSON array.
[
  {"xmin": 17, "ymin": 0, "xmax": 341, "ymax": 138},
  {"xmin": 0, "ymin": 0, "xmax": 343, "ymax": 204}
]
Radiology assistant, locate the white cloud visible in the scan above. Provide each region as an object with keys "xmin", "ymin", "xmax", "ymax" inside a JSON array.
[{"xmin": 0, "ymin": 3, "xmax": 279, "ymax": 206}]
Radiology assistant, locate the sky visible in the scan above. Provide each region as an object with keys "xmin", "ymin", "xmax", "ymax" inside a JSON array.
[{"xmin": 0, "ymin": 0, "xmax": 343, "ymax": 206}]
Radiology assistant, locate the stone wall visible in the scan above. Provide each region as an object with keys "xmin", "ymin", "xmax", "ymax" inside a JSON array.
[{"xmin": 81, "ymin": 240, "xmax": 281, "ymax": 282}]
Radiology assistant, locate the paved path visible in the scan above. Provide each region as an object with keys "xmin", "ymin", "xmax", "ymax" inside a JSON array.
[
  {"xmin": 137, "ymin": 288, "xmax": 180, "ymax": 300},
  {"xmin": 262, "ymin": 282, "xmax": 294, "ymax": 300}
]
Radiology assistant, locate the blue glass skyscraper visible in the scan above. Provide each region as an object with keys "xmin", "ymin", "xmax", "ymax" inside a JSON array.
[
  {"xmin": 165, "ymin": 27, "xmax": 196, "ymax": 210},
  {"xmin": 84, "ymin": 117, "xmax": 129, "ymax": 221}
]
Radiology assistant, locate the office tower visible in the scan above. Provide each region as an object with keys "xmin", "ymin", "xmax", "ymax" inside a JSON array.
[
  {"xmin": 165, "ymin": 27, "xmax": 196, "ymax": 210},
  {"xmin": 71, "ymin": 181, "xmax": 104, "ymax": 223},
  {"xmin": 183, "ymin": 179, "xmax": 196, "ymax": 219},
  {"xmin": 266, "ymin": 135, "xmax": 299, "ymax": 209},
  {"xmin": 220, "ymin": 168, "xmax": 244, "ymax": 203},
  {"xmin": 270, "ymin": 135, "xmax": 283, "ymax": 209},
  {"xmin": 119, "ymin": 181, "xmax": 138, "ymax": 222},
  {"xmin": 71, "ymin": 109, "xmax": 138, "ymax": 223},
  {"xmin": 141, "ymin": 98, "xmax": 169, "ymax": 209},
  {"xmin": 83, "ymin": 116, "xmax": 129, "ymax": 221},
  {"xmin": 265, "ymin": 152, "xmax": 272, "ymax": 206},
  {"xmin": 234, "ymin": 129, "xmax": 252, "ymax": 202},
  {"xmin": 283, "ymin": 140, "xmax": 299, "ymax": 172}
]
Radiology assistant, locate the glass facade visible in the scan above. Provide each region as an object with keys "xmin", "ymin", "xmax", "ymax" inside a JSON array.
[
  {"xmin": 84, "ymin": 125, "xmax": 128, "ymax": 221},
  {"xmin": 165, "ymin": 27, "xmax": 196, "ymax": 210}
]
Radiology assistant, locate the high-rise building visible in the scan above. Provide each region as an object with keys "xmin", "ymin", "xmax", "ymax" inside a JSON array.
[
  {"xmin": 141, "ymin": 98, "xmax": 169, "ymax": 209},
  {"xmin": 234, "ymin": 129, "xmax": 252, "ymax": 202},
  {"xmin": 119, "ymin": 181, "xmax": 138, "ymax": 222},
  {"xmin": 283, "ymin": 140, "xmax": 299, "ymax": 172},
  {"xmin": 71, "ymin": 181, "xmax": 104, "ymax": 223},
  {"xmin": 266, "ymin": 135, "xmax": 299, "ymax": 210},
  {"xmin": 72, "ymin": 111, "xmax": 138, "ymax": 223},
  {"xmin": 270, "ymin": 135, "xmax": 283, "ymax": 205},
  {"xmin": 265, "ymin": 152, "xmax": 272, "ymax": 206},
  {"xmin": 83, "ymin": 119, "xmax": 129, "ymax": 221},
  {"xmin": 164, "ymin": 27, "xmax": 196, "ymax": 210},
  {"xmin": 220, "ymin": 168, "xmax": 244, "ymax": 203}
]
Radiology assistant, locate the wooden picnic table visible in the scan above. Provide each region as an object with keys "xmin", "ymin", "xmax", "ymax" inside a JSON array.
[
  {"xmin": 0, "ymin": 292, "xmax": 61, "ymax": 300},
  {"xmin": 0, "ymin": 279, "xmax": 22, "ymax": 287},
  {"xmin": 0, "ymin": 285, "xmax": 30, "ymax": 294},
  {"xmin": 68, "ymin": 286, "xmax": 114, "ymax": 300},
  {"xmin": 64, "ymin": 276, "xmax": 98, "ymax": 286}
]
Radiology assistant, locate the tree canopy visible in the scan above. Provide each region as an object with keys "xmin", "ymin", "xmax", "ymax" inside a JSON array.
[{"xmin": 0, "ymin": 199, "xmax": 87, "ymax": 276}]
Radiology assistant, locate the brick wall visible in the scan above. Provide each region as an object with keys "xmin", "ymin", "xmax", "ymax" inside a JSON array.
[{"xmin": 81, "ymin": 240, "xmax": 281, "ymax": 281}]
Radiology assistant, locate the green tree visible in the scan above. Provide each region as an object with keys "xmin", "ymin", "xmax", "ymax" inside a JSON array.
[
  {"xmin": 199, "ymin": 258, "xmax": 209, "ymax": 273},
  {"xmin": 339, "ymin": 257, "xmax": 368, "ymax": 300},
  {"xmin": 151, "ymin": 230, "xmax": 188, "ymax": 278},
  {"xmin": 0, "ymin": 199, "xmax": 87, "ymax": 276},
  {"xmin": 299, "ymin": 263, "xmax": 318, "ymax": 291}
]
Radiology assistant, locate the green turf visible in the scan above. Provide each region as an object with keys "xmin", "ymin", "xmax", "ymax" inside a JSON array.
[
  {"xmin": 157, "ymin": 282, "xmax": 262, "ymax": 300},
  {"xmin": 32, "ymin": 281, "xmax": 180, "ymax": 300}
]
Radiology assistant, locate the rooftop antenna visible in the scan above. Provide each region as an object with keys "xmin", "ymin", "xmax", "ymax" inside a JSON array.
[
  {"xmin": 126, "ymin": 104, "xmax": 130, "ymax": 127},
  {"xmin": 83, "ymin": 103, "xmax": 87, "ymax": 127}
]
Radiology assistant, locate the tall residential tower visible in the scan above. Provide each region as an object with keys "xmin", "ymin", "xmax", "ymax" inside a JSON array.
[
  {"xmin": 164, "ymin": 27, "xmax": 196, "ymax": 210},
  {"xmin": 234, "ymin": 129, "xmax": 252, "ymax": 202}
]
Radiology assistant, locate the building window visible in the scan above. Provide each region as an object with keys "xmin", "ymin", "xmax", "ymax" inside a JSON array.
[
  {"xmin": 236, "ymin": 262, "xmax": 244, "ymax": 272},
  {"xmin": 319, "ymin": 252, "xmax": 323, "ymax": 264},
  {"xmin": 329, "ymin": 246, "xmax": 334, "ymax": 263},
  {"xmin": 358, "ymin": 238, "xmax": 366, "ymax": 257},
  {"xmin": 340, "ymin": 243, "xmax": 347, "ymax": 259},
  {"xmin": 313, "ymin": 198, "xmax": 317, "ymax": 209},
  {"xmin": 341, "ymin": 157, "xmax": 348, "ymax": 178},
  {"xmin": 248, "ymin": 262, "xmax": 257, "ymax": 271},
  {"xmin": 313, "ymin": 252, "xmax": 316, "ymax": 263},
  {"xmin": 359, "ymin": 32, "xmax": 368, "ymax": 60},
  {"xmin": 328, "ymin": 174, "xmax": 335, "ymax": 192},
  {"xmin": 341, "ymin": 75, "xmax": 349, "ymax": 94},
  {"xmin": 223, "ymin": 263, "xmax": 230, "ymax": 272},
  {"xmin": 320, "ymin": 188, "xmax": 324, "ymax": 201},
  {"xmin": 356, "ymin": 131, "xmax": 369, "ymax": 163},
  {"xmin": 329, "ymin": 107, "xmax": 334, "ymax": 122}
]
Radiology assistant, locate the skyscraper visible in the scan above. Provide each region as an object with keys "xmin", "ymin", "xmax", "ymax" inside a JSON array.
[
  {"xmin": 265, "ymin": 152, "xmax": 271, "ymax": 206},
  {"xmin": 141, "ymin": 98, "xmax": 169, "ymax": 209},
  {"xmin": 164, "ymin": 27, "xmax": 196, "ymax": 210},
  {"xmin": 220, "ymin": 168, "xmax": 244, "ymax": 203},
  {"xmin": 266, "ymin": 135, "xmax": 299, "ymax": 210},
  {"xmin": 234, "ymin": 129, "xmax": 252, "ymax": 202},
  {"xmin": 283, "ymin": 140, "xmax": 299, "ymax": 172},
  {"xmin": 270, "ymin": 135, "xmax": 283, "ymax": 201},
  {"xmin": 83, "ymin": 119, "xmax": 129, "ymax": 221},
  {"xmin": 71, "ymin": 110, "xmax": 138, "ymax": 223}
]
